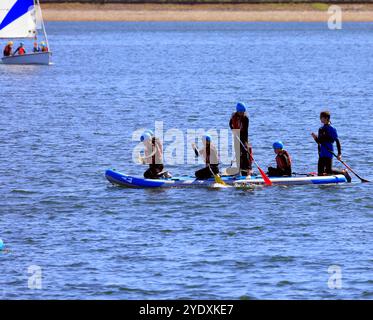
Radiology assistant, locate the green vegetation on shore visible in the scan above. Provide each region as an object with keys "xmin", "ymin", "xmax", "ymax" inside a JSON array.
[{"xmin": 311, "ymin": 2, "xmax": 330, "ymax": 10}]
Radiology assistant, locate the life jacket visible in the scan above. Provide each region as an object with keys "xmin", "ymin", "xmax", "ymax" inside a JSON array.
[
  {"xmin": 3, "ymin": 45, "xmax": 11, "ymax": 56},
  {"xmin": 230, "ymin": 112, "xmax": 242, "ymax": 130},
  {"xmin": 18, "ymin": 47, "xmax": 25, "ymax": 55},
  {"xmin": 41, "ymin": 46, "xmax": 48, "ymax": 52},
  {"xmin": 276, "ymin": 150, "xmax": 292, "ymax": 170},
  {"xmin": 318, "ymin": 124, "xmax": 335, "ymax": 144}
]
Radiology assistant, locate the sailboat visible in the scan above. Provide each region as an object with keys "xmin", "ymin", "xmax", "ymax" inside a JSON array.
[{"xmin": 0, "ymin": 0, "xmax": 51, "ymax": 65}]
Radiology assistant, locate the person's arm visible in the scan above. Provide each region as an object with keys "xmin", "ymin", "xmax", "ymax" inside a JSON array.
[
  {"xmin": 241, "ymin": 116, "xmax": 249, "ymax": 140},
  {"xmin": 142, "ymin": 142, "xmax": 158, "ymax": 159},
  {"xmin": 191, "ymin": 143, "xmax": 199, "ymax": 157},
  {"xmin": 311, "ymin": 132, "xmax": 319, "ymax": 143},
  {"xmin": 139, "ymin": 142, "xmax": 158, "ymax": 163},
  {"xmin": 331, "ymin": 127, "xmax": 342, "ymax": 159},
  {"xmin": 229, "ymin": 117, "xmax": 233, "ymax": 130}
]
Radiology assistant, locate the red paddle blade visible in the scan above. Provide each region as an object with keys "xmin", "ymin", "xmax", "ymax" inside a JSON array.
[{"xmin": 258, "ymin": 167, "xmax": 272, "ymax": 186}]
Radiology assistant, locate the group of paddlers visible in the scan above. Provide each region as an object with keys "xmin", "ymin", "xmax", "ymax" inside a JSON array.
[{"xmin": 138, "ymin": 103, "xmax": 351, "ymax": 182}]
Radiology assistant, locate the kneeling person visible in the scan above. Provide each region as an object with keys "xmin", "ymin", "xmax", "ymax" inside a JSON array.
[
  {"xmin": 192, "ymin": 134, "xmax": 220, "ymax": 180},
  {"xmin": 267, "ymin": 141, "xmax": 292, "ymax": 177},
  {"xmin": 139, "ymin": 131, "xmax": 167, "ymax": 179}
]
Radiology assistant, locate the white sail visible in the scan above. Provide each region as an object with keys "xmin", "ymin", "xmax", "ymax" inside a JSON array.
[
  {"xmin": 34, "ymin": 3, "xmax": 42, "ymax": 30},
  {"xmin": 0, "ymin": 0, "xmax": 37, "ymax": 38}
]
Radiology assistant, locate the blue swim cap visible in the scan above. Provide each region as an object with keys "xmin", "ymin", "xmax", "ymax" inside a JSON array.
[
  {"xmin": 143, "ymin": 129, "xmax": 154, "ymax": 136},
  {"xmin": 273, "ymin": 141, "xmax": 284, "ymax": 149},
  {"xmin": 202, "ymin": 134, "xmax": 212, "ymax": 142},
  {"xmin": 140, "ymin": 132, "xmax": 152, "ymax": 142},
  {"xmin": 236, "ymin": 102, "xmax": 246, "ymax": 112}
]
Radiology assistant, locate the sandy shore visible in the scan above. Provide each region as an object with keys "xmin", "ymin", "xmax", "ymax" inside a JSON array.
[{"xmin": 42, "ymin": 3, "xmax": 373, "ymax": 22}]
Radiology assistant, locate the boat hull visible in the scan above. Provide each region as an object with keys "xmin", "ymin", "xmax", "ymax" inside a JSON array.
[
  {"xmin": 2, "ymin": 52, "xmax": 51, "ymax": 65},
  {"xmin": 105, "ymin": 169, "xmax": 348, "ymax": 188}
]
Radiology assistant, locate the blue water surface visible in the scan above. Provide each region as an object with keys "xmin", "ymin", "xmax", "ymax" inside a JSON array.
[{"xmin": 0, "ymin": 22, "xmax": 372, "ymax": 299}]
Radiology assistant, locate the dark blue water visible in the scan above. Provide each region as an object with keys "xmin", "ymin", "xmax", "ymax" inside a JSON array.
[{"xmin": 1, "ymin": 22, "xmax": 372, "ymax": 299}]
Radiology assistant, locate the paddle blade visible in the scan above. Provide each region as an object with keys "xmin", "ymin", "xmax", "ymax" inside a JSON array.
[
  {"xmin": 340, "ymin": 160, "xmax": 370, "ymax": 183},
  {"xmin": 258, "ymin": 167, "xmax": 272, "ymax": 186},
  {"xmin": 214, "ymin": 174, "xmax": 228, "ymax": 186}
]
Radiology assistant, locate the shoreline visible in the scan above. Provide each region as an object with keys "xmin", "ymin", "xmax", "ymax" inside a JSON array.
[{"xmin": 41, "ymin": 3, "xmax": 373, "ymax": 22}]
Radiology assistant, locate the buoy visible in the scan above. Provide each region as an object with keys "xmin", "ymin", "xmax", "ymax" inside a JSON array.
[{"xmin": 0, "ymin": 239, "xmax": 4, "ymax": 251}]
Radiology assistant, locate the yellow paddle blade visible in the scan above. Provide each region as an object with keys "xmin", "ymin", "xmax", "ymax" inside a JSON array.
[{"xmin": 214, "ymin": 174, "xmax": 227, "ymax": 186}]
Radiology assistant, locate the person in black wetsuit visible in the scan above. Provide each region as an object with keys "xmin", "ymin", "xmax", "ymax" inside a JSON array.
[
  {"xmin": 229, "ymin": 102, "xmax": 252, "ymax": 176},
  {"xmin": 192, "ymin": 134, "xmax": 219, "ymax": 180},
  {"xmin": 267, "ymin": 141, "xmax": 292, "ymax": 177}
]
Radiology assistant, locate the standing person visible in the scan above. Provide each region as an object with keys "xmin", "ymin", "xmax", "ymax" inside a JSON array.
[
  {"xmin": 229, "ymin": 102, "xmax": 252, "ymax": 176},
  {"xmin": 192, "ymin": 134, "xmax": 219, "ymax": 180},
  {"xmin": 311, "ymin": 111, "xmax": 342, "ymax": 176},
  {"xmin": 13, "ymin": 42, "xmax": 25, "ymax": 55},
  {"xmin": 267, "ymin": 141, "xmax": 292, "ymax": 177},
  {"xmin": 3, "ymin": 41, "xmax": 13, "ymax": 56},
  {"xmin": 139, "ymin": 131, "xmax": 169, "ymax": 179}
]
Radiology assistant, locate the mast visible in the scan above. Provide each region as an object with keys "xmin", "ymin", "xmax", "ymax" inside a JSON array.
[{"xmin": 35, "ymin": 0, "xmax": 50, "ymax": 51}]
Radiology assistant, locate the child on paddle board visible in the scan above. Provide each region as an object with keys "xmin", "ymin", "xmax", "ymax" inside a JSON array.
[
  {"xmin": 139, "ymin": 131, "xmax": 170, "ymax": 179},
  {"xmin": 229, "ymin": 102, "xmax": 253, "ymax": 176},
  {"xmin": 267, "ymin": 141, "xmax": 292, "ymax": 177},
  {"xmin": 192, "ymin": 134, "xmax": 220, "ymax": 180},
  {"xmin": 311, "ymin": 111, "xmax": 342, "ymax": 176}
]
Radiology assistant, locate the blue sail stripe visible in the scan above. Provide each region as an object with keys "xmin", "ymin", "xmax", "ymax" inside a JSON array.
[{"xmin": 0, "ymin": 0, "xmax": 34, "ymax": 32}]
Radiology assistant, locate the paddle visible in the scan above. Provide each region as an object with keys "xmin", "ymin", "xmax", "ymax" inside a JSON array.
[
  {"xmin": 292, "ymin": 172, "xmax": 317, "ymax": 177},
  {"xmin": 207, "ymin": 164, "xmax": 228, "ymax": 186},
  {"xmin": 326, "ymin": 148, "xmax": 369, "ymax": 183},
  {"xmin": 192, "ymin": 144, "xmax": 228, "ymax": 186},
  {"xmin": 235, "ymin": 136, "xmax": 272, "ymax": 186}
]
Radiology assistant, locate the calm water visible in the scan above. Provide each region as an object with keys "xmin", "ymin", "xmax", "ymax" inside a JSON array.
[{"xmin": 0, "ymin": 22, "xmax": 372, "ymax": 299}]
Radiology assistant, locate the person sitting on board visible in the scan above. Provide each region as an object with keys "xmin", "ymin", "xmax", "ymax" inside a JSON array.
[
  {"xmin": 192, "ymin": 134, "xmax": 220, "ymax": 180},
  {"xmin": 3, "ymin": 41, "xmax": 13, "ymax": 57},
  {"xmin": 40, "ymin": 41, "xmax": 48, "ymax": 52},
  {"xmin": 229, "ymin": 102, "xmax": 253, "ymax": 176},
  {"xmin": 33, "ymin": 42, "xmax": 40, "ymax": 53},
  {"xmin": 139, "ymin": 131, "xmax": 170, "ymax": 179},
  {"xmin": 13, "ymin": 42, "xmax": 26, "ymax": 55},
  {"xmin": 311, "ymin": 111, "xmax": 351, "ymax": 182},
  {"xmin": 267, "ymin": 141, "xmax": 292, "ymax": 177}
]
